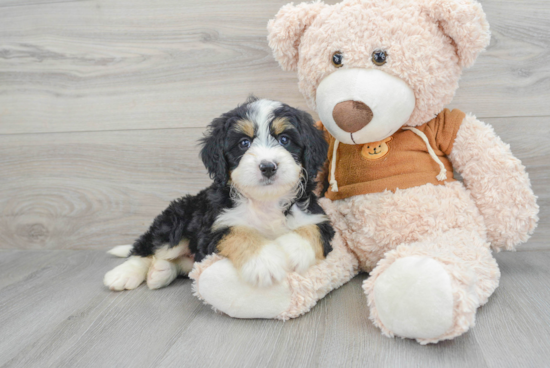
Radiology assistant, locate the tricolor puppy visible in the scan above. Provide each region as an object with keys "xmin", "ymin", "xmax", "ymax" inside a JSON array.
[{"xmin": 104, "ymin": 97, "xmax": 334, "ymax": 291}]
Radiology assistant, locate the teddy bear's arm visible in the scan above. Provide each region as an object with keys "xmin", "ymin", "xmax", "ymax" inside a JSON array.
[
  {"xmin": 449, "ymin": 114, "xmax": 539, "ymax": 250},
  {"xmin": 189, "ymin": 229, "xmax": 359, "ymax": 320}
]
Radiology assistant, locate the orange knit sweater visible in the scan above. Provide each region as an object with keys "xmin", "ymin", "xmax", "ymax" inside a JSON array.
[{"xmin": 322, "ymin": 109, "xmax": 466, "ymax": 200}]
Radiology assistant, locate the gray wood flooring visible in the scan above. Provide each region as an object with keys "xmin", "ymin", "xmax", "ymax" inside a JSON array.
[
  {"xmin": 0, "ymin": 0, "xmax": 548, "ymax": 251},
  {"xmin": 1, "ymin": 0, "xmax": 550, "ymax": 366},
  {"xmin": 0, "ymin": 249, "xmax": 549, "ymax": 368}
]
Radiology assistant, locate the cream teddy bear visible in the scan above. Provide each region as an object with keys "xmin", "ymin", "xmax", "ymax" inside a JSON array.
[{"xmin": 191, "ymin": 0, "xmax": 539, "ymax": 344}]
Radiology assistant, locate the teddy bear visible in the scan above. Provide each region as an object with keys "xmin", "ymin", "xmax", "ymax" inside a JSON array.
[{"xmin": 190, "ymin": 0, "xmax": 539, "ymax": 344}]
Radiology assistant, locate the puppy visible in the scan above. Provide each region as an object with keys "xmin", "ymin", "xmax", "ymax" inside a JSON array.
[{"xmin": 104, "ymin": 97, "xmax": 334, "ymax": 291}]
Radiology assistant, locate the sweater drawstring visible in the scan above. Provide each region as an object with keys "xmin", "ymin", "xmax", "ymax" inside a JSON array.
[
  {"xmin": 402, "ymin": 127, "xmax": 447, "ymax": 181},
  {"xmin": 329, "ymin": 140, "xmax": 340, "ymax": 192}
]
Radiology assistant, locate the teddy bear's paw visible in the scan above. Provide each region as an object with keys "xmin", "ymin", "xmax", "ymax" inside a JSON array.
[
  {"xmin": 199, "ymin": 258, "xmax": 292, "ymax": 319},
  {"xmin": 240, "ymin": 243, "xmax": 289, "ymax": 288},
  {"xmin": 277, "ymin": 232, "xmax": 316, "ymax": 274},
  {"xmin": 147, "ymin": 258, "xmax": 178, "ymax": 290},
  {"xmin": 372, "ymin": 256, "xmax": 454, "ymax": 340},
  {"xmin": 104, "ymin": 256, "xmax": 151, "ymax": 291}
]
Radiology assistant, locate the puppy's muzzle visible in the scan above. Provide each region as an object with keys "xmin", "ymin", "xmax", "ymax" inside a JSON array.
[
  {"xmin": 332, "ymin": 100, "xmax": 374, "ymax": 133},
  {"xmin": 259, "ymin": 161, "xmax": 277, "ymax": 179}
]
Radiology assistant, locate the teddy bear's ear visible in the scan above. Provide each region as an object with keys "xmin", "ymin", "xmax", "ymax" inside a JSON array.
[
  {"xmin": 267, "ymin": 1, "xmax": 328, "ymax": 72},
  {"xmin": 421, "ymin": 0, "xmax": 490, "ymax": 68}
]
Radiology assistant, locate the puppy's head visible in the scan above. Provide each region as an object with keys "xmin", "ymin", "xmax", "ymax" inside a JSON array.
[{"xmin": 200, "ymin": 97, "xmax": 327, "ymax": 202}]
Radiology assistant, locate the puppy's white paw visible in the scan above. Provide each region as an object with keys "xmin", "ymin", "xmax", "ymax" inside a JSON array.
[
  {"xmin": 104, "ymin": 256, "xmax": 151, "ymax": 291},
  {"xmin": 240, "ymin": 243, "xmax": 288, "ymax": 288},
  {"xmin": 277, "ymin": 232, "xmax": 316, "ymax": 274},
  {"xmin": 147, "ymin": 258, "xmax": 178, "ymax": 290}
]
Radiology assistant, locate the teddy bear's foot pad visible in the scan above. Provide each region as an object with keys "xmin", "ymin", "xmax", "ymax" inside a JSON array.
[
  {"xmin": 373, "ymin": 256, "xmax": 454, "ymax": 339},
  {"xmin": 199, "ymin": 258, "xmax": 292, "ymax": 319}
]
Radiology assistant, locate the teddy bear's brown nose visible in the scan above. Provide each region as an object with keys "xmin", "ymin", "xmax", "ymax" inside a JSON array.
[{"xmin": 332, "ymin": 101, "xmax": 374, "ymax": 133}]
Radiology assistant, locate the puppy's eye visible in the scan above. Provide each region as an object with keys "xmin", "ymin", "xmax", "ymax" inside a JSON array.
[
  {"xmin": 332, "ymin": 52, "xmax": 343, "ymax": 68},
  {"xmin": 238, "ymin": 138, "xmax": 251, "ymax": 150},
  {"xmin": 372, "ymin": 50, "xmax": 387, "ymax": 66},
  {"xmin": 278, "ymin": 135, "xmax": 290, "ymax": 146}
]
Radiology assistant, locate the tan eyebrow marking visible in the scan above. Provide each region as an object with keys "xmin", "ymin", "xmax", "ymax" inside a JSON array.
[
  {"xmin": 234, "ymin": 119, "xmax": 256, "ymax": 137},
  {"xmin": 271, "ymin": 117, "xmax": 296, "ymax": 135}
]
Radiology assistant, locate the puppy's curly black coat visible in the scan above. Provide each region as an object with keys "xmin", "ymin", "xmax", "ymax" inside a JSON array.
[{"xmin": 131, "ymin": 97, "xmax": 334, "ymax": 263}]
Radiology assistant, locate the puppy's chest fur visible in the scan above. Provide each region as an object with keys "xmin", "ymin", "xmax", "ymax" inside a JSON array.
[{"xmin": 214, "ymin": 199, "xmax": 290, "ymax": 239}]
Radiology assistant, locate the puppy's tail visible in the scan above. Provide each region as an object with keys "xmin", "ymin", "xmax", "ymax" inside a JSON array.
[{"xmin": 107, "ymin": 245, "xmax": 133, "ymax": 258}]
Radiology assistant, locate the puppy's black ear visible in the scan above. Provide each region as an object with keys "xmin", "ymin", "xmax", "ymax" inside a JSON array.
[
  {"xmin": 298, "ymin": 110, "xmax": 328, "ymax": 182},
  {"xmin": 200, "ymin": 117, "xmax": 228, "ymax": 186}
]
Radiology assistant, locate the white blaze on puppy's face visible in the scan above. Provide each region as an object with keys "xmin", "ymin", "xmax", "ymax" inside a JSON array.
[{"xmin": 231, "ymin": 99, "xmax": 303, "ymax": 202}]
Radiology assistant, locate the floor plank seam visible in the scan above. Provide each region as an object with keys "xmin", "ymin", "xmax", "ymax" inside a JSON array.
[
  {"xmin": 0, "ymin": 0, "xmax": 90, "ymax": 9},
  {"xmin": 1, "ymin": 115, "xmax": 549, "ymax": 137}
]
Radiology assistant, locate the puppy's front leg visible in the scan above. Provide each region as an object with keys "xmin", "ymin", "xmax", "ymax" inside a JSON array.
[
  {"xmin": 217, "ymin": 227, "xmax": 288, "ymax": 288},
  {"xmin": 277, "ymin": 225, "xmax": 328, "ymax": 274}
]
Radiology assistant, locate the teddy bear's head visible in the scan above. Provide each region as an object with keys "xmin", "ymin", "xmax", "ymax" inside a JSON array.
[{"xmin": 268, "ymin": 0, "xmax": 490, "ymax": 145}]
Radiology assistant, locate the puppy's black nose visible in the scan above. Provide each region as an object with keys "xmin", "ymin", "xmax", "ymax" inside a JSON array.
[{"xmin": 259, "ymin": 161, "xmax": 277, "ymax": 178}]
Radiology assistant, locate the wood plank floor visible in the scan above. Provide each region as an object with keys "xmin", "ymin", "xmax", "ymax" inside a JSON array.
[{"xmin": 0, "ymin": 249, "xmax": 549, "ymax": 368}]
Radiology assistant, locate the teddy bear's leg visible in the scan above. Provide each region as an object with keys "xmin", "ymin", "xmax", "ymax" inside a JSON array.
[
  {"xmin": 190, "ymin": 229, "xmax": 359, "ymax": 320},
  {"xmin": 363, "ymin": 229, "xmax": 500, "ymax": 344}
]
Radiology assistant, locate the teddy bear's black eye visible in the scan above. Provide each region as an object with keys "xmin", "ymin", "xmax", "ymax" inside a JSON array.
[
  {"xmin": 372, "ymin": 50, "xmax": 387, "ymax": 66},
  {"xmin": 332, "ymin": 52, "xmax": 343, "ymax": 68}
]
